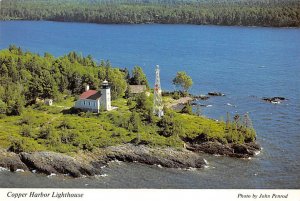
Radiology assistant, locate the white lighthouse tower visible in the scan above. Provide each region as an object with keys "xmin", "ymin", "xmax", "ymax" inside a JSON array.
[{"xmin": 101, "ymin": 80, "xmax": 111, "ymax": 111}]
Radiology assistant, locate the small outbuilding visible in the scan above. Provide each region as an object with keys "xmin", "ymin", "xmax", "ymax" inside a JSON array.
[{"xmin": 45, "ymin": 99, "xmax": 53, "ymax": 106}]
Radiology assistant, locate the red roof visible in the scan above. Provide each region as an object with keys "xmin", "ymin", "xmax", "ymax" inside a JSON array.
[{"xmin": 79, "ymin": 90, "xmax": 101, "ymax": 100}]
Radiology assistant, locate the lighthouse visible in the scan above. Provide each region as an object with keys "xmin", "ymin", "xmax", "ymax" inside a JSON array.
[{"xmin": 101, "ymin": 80, "xmax": 111, "ymax": 111}]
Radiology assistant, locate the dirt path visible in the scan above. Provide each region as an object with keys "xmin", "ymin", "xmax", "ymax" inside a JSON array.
[
  {"xmin": 166, "ymin": 96, "xmax": 193, "ymax": 109},
  {"xmin": 54, "ymin": 105, "xmax": 71, "ymax": 109}
]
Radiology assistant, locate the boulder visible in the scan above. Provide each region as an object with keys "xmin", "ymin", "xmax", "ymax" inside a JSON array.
[
  {"xmin": 232, "ymin": 144, "xmax": 250, "ymax": 155},
  {"xmin": 245, "ymin": 141, "xmax": 261, "ymax": 150},
  {"xmin": 208, "ymin": 92, "xmax": 225, "ymax": 96},
  {"xmin": 262, "ymin": 97, "xmax": 286, "ymax": 103},
  {"xmin": 193, "ymin": 95, "xmax": 210, "ymax": 100},
  {"xmin": 0, "ymin": 149, "xmax": 28, "ymax": 172}
]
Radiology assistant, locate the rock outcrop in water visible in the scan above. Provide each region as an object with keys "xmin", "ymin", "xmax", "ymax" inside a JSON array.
[
  {"xmin": 193, "ymin": 95, "xmax": 210, "ymax": 100},
  {"xmin": 262, "ymin": 97, "xmax": 286, "ymax": 104},
  {"xmin": 208, "ymin": 92, "xmax": 225, "ymax": 96}
]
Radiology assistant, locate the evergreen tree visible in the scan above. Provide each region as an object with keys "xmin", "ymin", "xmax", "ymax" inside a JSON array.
[
  {"xmin": 0, "ymin": 100, "xmax": 7, "ymax": 114},
  {"xmin": 135, "ymin": 92, "xmax": 151, "ymax": 111},
  {"xmin": 158, "ymin": 111, "xmax": 184, "ymax": 137},
  {"xmin": 243, "ymin": 112, "xmax": 253, "ymax": 129},
  {"xmin": 124, "ymin": 67, "xmax": 130, "ymax": 82},
  {"xmin": 128, "ymin": 111, "xmax": 141, "ymax": 133},
  {"xmin": 233, "ymin": 114, "xmax": 241, "ymax": 126},
  {"xmin": 181, "ymin": 102, "xmax": 193, "ymax": 115},
  {"xmin": 0, "ymin": 63, "xmax": 8, "ymax": 77},
  {"xmin": 130, "ymin": 66, "xmax": 149, "ymax": 88},
  {"xmin": 226, "ymin": 112, "xmax": 230, "ymax": 129}
]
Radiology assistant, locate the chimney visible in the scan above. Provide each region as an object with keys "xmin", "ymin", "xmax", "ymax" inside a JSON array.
[{"xmin": 85, "ymin": 84, "xmax": 90, "ymax": 91}]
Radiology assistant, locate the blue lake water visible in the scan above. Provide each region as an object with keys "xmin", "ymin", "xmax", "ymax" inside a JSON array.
[{"xmin": 0, "ymin": 21, "xmax": 299, "ymax": 188}]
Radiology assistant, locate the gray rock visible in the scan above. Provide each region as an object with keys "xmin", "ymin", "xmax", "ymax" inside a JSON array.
[
  {"xmin": 186, "ymin": 141, "xmax": 261, "ymax": 158},
  {"xmin": 193, "ymin": 95, "xmax": 210, "ymax": 100},
  {"xmin": 1, "ymin": 140, "xmax": 260, "ymax": 179},
  {"xmin": 232, "ymin": 144, "xmax": 250, "ymax": 155},
  {"xmin": 20, "ymin": 151, "xmax": 101, "ymax": 177},
  {"xmin": 101, "ymin": 144, "xmax": 206, "ymax": 168},
  {"xmin": 262, "ymin": 96, "xmax": 286, "ymax": 103},
  {"xmin": 187, "ymin": 141, "xmax": 233, "ymax": 155},
  {"xmin": 0, "ymin": 149, "xmax": 28, "ymax": 172},
  {"xmin": 208, "ymin": 92, "xmax": 225, "ymax": 96}
]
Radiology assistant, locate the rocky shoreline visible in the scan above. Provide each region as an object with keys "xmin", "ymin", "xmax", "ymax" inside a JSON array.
[
  {"xmin": 185, "ymin": 141, "xmax": 261, "ymax": 158},
  {"xmin": 0, "ymin": 142, "xmax": 261, "ymax": 178}
]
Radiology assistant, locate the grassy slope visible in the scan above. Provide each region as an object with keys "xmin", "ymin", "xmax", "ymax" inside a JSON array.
[
  {"xmin": 0, "ymin": 47, "xmax": 256, "ymax": 154},
  {"xmin": 0, "ymin": 95, "xmax": 233, "ymax": 154}
]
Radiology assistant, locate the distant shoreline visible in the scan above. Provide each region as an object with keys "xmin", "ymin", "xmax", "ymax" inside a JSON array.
[
  {"xmin": 1, "ymin": 0, "xmax": 299, "ymax": 28},
  {"xmin": 1, "ymin": 18, "xmax": 299, "ymax": 29}
]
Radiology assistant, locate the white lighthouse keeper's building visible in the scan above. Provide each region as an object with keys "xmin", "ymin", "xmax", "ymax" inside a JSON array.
[{"xmin": 74, "ymin": 80, "xmax": 112, "ymax": 113}]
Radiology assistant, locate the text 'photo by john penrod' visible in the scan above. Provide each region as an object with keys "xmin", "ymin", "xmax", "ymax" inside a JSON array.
[{"xmin": 0, "ymin": 0, "xmax": 299, "ymax": 190}]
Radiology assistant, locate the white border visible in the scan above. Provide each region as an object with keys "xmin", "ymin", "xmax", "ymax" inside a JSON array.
[{"xmin": 0, "ymin": 189, "xmax": 300, "ymax": 201}]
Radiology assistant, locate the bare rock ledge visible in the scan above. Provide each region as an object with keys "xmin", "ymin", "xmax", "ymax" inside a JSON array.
[
  {"xmin": 0, "ymin": 149, "xmax": 28, "ymax": 171},
  {"xmin": 97, "ymin": 144, "xmax": 206, "ymax": 169},
  {"xmin": 186, "ymin": 141, "xmax": 261, "ymax": 158},
  {"xmin": 19, "ymin": 152, "xmax": 101, "ymax": 177},
  {"xmin": 0, "ymin": 144, "xmax": 208, "ymax": 177},
  {"xmin": 0, "ymin": 142, "xmax": 261, "ymax": 177}
]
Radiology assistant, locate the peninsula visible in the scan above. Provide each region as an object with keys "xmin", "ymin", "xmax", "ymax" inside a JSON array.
[{"xmin": 0, "ymin": 46, "xmax": 260, "ymax": 177}]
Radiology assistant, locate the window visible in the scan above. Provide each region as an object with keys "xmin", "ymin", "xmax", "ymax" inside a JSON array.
[{"xmin": 84, "ymin": 101, "xmax": 86, "ymax": 105}]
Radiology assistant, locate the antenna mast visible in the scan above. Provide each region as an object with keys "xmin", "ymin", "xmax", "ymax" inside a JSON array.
[{"xmin": 153, "ymin": 65, "xmax": 164, "ymax": 118}]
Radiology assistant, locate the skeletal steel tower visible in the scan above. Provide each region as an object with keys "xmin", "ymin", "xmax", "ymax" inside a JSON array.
[{"xmin": 153, "ymin": 65, "xmax": 164, "ymax": 118}]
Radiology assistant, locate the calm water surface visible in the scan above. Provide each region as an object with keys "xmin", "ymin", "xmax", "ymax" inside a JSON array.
[{"xmin": 0, "ymin": 21, "xmax": 299, "ymax": 188}]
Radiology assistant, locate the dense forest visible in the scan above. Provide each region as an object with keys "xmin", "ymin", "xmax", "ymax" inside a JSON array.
[
  {"xmin": 0, "ymin": 0, "xmax": 299, "ymax": 27},
  {"xmin": 0, "ymin": 45, "xmax": 135, "ymax": 115}
]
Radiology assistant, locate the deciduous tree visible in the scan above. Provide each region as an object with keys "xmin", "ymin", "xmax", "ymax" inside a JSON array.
[{"xmin": 172, "ymin": 71, "xmax": 193, "ymax": 93}]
